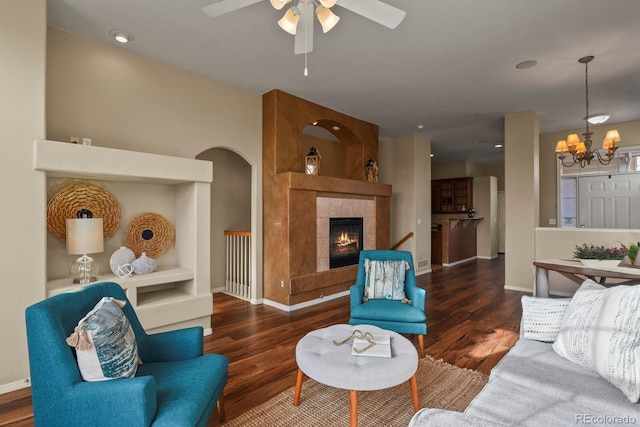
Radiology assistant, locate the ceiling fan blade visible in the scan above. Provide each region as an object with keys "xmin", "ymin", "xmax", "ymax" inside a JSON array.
[
  {"xmin": 294, "ymin": 2, "xmax": 314, "ymax": 54},
  {"xmin": 201, "ymin": 0, "xmax": 263, "ymax": 18},
  {"xmin": 336, "ymin": 0, "xmax": 406, "ymax": 29}
]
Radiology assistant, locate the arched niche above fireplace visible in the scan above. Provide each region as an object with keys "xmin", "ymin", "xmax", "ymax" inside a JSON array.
[
  {"xmin": 303, "ymin": 120, "xmax": 360, "ymax": 179},
  {"xmin": 263, "ymin": 90, "xmax": 379, "ymax": 181}
]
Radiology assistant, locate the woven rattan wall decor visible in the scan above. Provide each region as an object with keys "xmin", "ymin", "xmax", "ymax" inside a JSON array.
[
  {"xmin": 125, "ymin": 212, "xmax": 175, "ymax": 258},
  {"xmin": 47, "ymin": 182, "xmax": 121, "ymax": 239}
]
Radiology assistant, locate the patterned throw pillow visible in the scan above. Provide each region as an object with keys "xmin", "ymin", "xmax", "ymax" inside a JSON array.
[
  {"xmin": 553, "ymin": 279, "xmax": 640, "ymax": 402},
  {"xmin": 66, "ymin": 297, "xmax": 139, "ymax": 382},
  {"xmin": 363, "ymin": 259, "xmax": 409, "ymax": 300},
  {"xmin": 521, "ymin": 296, "xmax": 571, "ymax": 342}
]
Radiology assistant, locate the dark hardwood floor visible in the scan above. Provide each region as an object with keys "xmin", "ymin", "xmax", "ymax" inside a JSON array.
[{"xmin": 0, "ymin": 255, "xmax": 524, "ymax": 426}]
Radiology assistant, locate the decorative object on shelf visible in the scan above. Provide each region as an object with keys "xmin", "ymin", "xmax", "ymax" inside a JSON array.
[
  {"xmin": 109, "ymin": 246, "xmax": 135, "ymax": 278},
  {"xmin": 467, "ymin": 208, "xmax": 476, "ymax": 218},
  {"xmin": 47, "ymin": 182, "xmax": 121, "ymax": 240},
  {"xmin": 125, "ymin": 212, "xmax": 175, "ymax": 258},
  {"xmin": 305, "ymin": 146, "xmax": 321, "ymax": 175},
  {"xmin": 66, "ymin": 217, "xmax": 104, "ymax": 284},
  {"xmin": 555, "ymin": 56, "xmax": 621, "ymax": 168},
  {"xmin": 132, "ymin": 252, "xmax": 157, "ymax": 275},
  {"xmin": 364, "ymin": 159, "xmax": 379, "ymax": 183},
  {"xmin": 573, "ymin": 243, "xmax": 627, "ymax": 268}
]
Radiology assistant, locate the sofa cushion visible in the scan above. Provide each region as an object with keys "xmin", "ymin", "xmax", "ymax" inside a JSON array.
[
  {"xmin": 520, "ymin": 296, "xmax": 571, "ymax": 342},
  {"xmin": 363, "ymin": 259, "xmax": 408, "ymax": 300},
  {"xmin": 491, "ymin": 339, "xmax": 638, "ymax": 414},
  {"xmin": 66, "ymin": 297, "xmax": 138, "ymax": 382},
  {"xmin": 553, "ymin": 279, "xmax": 640, "ymax": 402}
]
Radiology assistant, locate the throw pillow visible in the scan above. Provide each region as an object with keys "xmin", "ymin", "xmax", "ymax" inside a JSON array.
[
  {"xmin": 520, "ymin": 296, "xmax": 571, "ymax": 342},
  {"xmin": 363, "ymin": 259, "xmax": 409, "ymax": 300},
  {"xmin": 552, "ymin": 279, "xmax": 640, "ymax": 402},
  {"xmin": 66, "ymin": 297, "xmax": 139, "ymax": 382}
]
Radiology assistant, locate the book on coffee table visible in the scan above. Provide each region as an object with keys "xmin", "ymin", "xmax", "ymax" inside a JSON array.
[{"xmin": 351, "ymin": 333, "xmax": 391, "ymax": 358}]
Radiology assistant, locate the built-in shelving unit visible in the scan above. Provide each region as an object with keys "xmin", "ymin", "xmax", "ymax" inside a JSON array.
[{"xmin": 34, "ymin": 140, "xmax": 213, "ymax": 334}]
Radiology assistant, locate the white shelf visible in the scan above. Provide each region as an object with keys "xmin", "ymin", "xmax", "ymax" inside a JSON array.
[
  {"xmin": 35, "ymin": 139, "xmax": 213, "ymax": 333},
  {"xmin": 47, "ymin": 266, "xmax": 194, "ymax": 296}
]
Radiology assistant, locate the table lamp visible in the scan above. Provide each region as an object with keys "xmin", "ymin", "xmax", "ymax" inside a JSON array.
[{"xmin": 66, "ymin": 217, "xmax": 104, "ymax": 284}]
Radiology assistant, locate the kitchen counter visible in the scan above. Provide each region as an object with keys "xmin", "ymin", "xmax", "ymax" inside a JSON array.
[{"xmin": 432, "ymin": 218, "xmax": 483, "ymax": 266}]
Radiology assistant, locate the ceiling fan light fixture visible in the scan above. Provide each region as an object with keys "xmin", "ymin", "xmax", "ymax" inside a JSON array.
[
  {"xmin": 316, "ymin": 5, "xmax": 340, "ymax": 33},
  {"xmin": 319, "ymin": 0, "xmax": 338, "ymax": 7},
  {"xmin": 270, "ymin": 0, "xmax": 292, "ymax": 10},
  {"xmin": 278, "ymin": 8, "xmax": 300, "ymax": 35}
]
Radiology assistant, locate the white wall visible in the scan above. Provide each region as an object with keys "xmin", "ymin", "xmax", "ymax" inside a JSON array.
[
  {"xmin": 0, "ymin": 0, "xmax": 47, "ymax": 391},
  {"xmin": 379, "ymin": 136, "xmax": 432, "ymax": 274}
]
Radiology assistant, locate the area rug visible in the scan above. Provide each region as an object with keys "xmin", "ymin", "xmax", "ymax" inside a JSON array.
[{"xmin": 223, "ymin": 355, "xmax": 488, "ymax": 427}]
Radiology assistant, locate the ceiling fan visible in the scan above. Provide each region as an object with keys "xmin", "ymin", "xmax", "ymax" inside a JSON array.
[{"xmin": 201, "ymin": 0, "xmax": 406, "ymax": 54}]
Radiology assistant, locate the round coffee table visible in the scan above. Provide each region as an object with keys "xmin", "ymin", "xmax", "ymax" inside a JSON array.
[{"xmin": 294, "ymin": 324, "xmax": 419, "ymax": 427}]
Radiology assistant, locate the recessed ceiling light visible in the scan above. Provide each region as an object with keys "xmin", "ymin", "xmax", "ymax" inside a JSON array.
[
  {"xmin": 515, "ymin": 60, "xmax": 537, "ymax": 70},
  {"xmin": 417, "ymin": 124, "xmax": 424, "ymax": 130},
  {"xmin": 430, "ymin": 154, "xmax": 434, "ymax": 158},
  {"xmin": 495, "ymin": 144, "xmax": 503, "ymax": 148},
  {"xmin": 109, "ymin": 30, "xmax": 133, "ymax": 43},
  {"xmin": 332, "ymin": 125, "xmax": 340, "ymax": 131},
  {"xmin": 584, "ymin": 113, "xmax": 612, "ymax": 125}
]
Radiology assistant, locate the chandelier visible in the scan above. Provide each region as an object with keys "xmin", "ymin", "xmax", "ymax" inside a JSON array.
[
  {"xmin": 272, "ymin": 0, "xmax": 340, "ymax": 35},
  {"xmin": 555, "ymin": 56, "xmax": 621, "ymax": 168}
]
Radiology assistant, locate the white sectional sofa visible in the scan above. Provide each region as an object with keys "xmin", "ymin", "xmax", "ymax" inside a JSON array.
[{"xmin": 409, "ymin": 279, "xmax": 640, "ymax": 426}]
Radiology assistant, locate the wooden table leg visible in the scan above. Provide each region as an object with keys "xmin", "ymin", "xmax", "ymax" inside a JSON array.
[
  {"xmin": 350, "ymin": 390, "xmax": 358, "ymax": 427},
  {"xmin": 409, "ymin": 374, "xmax": 419, "ymax": 411},
  {"xmin": 293, "ymin": 369, "xmax": 304, "ymax": 406}
]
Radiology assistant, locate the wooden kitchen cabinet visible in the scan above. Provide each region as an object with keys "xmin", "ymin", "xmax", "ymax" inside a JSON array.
[{"xmin": 432, "ymin": 177, "xmax": 473, "ymax": 214}]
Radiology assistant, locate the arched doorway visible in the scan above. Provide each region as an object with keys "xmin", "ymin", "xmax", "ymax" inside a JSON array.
[{"xmin": 197, "ymin": 147, "xmax": 252, "ymax": 300}]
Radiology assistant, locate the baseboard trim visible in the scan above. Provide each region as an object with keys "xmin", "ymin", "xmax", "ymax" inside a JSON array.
[
  {"xmin": 263, "ymin": 290, "xmax": 350, "ymax": 312},
  {"xmin": 443, "ymin": 256, "xmax": 476, "ymax": 267},
  {"xmin": 0, "ymin": 379, "xmax": 31, "ymax": 395},
  {"xmin": 504, "ymin": 285, "xmax": 532, "ymax": 294}
]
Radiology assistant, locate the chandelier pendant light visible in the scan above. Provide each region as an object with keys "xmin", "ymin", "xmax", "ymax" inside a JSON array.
[{"xmin": 555, "ymin": 56, "xmax": 620, "ymax": 168}]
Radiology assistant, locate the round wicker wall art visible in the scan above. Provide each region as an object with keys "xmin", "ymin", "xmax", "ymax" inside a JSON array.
[
  {"xmin": 47, "ymin": 182, "xmax": 121, "ymax": 240},
  {"xmin": 125, "ymin": 212, "xmax": 175, "ymax": 258}
]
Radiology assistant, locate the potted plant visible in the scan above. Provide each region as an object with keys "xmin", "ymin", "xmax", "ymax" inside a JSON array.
[{"xmin": 573, "ymin": 243, "xmax": 628, "ymax": 268}]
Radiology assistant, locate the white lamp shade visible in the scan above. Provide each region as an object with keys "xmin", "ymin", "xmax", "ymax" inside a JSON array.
[
  {"xmin": 317, "ymin": 6, "xmax": 340, "ymax": 33},
  {"xmin": 278, "ymin": 8, "xmax": 300, "ymax": 35},
  {"xmin": 66, "ymin": 218, "xmax": 104, "ymax": 255},
  {"xmin": 319, "ymin": 0, "xmax": 338, "ymax": 7},
  {"xmin": 270, "ymin": 0, "xmax": 291, "ymax": 10}
]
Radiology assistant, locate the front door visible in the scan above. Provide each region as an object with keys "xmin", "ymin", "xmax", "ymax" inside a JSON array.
[{"xmin": 578, "ymin": 173, "xmax": 640, "ymax": 228}]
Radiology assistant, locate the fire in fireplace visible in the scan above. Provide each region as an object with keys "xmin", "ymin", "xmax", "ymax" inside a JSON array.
[{"xmin": 329, "ymin": 217, "xmax": 364, "ymax": 268}]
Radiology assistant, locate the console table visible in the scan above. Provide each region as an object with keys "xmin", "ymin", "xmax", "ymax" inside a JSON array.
[{"xmin": 533, "ymin": 259, "xmax": 640, "ymax": 297}]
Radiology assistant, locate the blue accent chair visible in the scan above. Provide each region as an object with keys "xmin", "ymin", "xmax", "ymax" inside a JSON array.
[
  {"xmin": 349, "ymin": 250, "xmax": 427, "ymax": 357},
  {"xmin": 25, "ymin": 282, "xmax": 228, "ymax": 427}
]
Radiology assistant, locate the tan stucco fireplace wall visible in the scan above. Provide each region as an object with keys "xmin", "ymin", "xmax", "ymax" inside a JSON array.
[{"xmin": 263, "ymin": 90, "xmax": 391, "ymax": 306}]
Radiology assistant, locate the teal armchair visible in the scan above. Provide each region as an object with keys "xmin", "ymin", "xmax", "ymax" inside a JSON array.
[
  {"xmin": 349, "ymin": 250, "xmax": 427, "ymax": 357},
  {"xmin": 25, "ymin": 282, "xmax": 228, "ymax": 427}
]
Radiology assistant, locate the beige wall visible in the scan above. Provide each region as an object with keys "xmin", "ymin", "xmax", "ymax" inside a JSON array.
[
  {"xmin": 379, "ymin": 136, "xmax": 432, "ymax": 274},
  {"xmin": 539, "ymin": 119, "xmax": 640, "ymax": 228},
  {"xmin": 0, "ymin": 0, "xmax": 47, "ymax": 390},
  {"xmin": 505, "ymin": 112, "xmax": 539, "ymax": 293},
  {"xmin": 474, "ymin": 176, "xmax": 498, "ymax": 259},
  {"xmin": 45, "ymin": 27, "xmax": 264, "ymax": 306}
]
